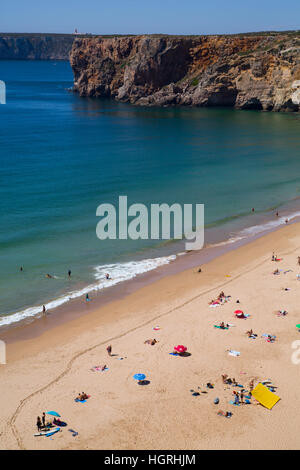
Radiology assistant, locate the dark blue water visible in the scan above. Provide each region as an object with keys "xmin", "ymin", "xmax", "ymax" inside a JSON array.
[{"xmin": 1, "ymin": 60, "xmax": 300, "ymax": 326}]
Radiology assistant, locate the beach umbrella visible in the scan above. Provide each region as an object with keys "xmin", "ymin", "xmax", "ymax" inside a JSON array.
[
  {"xmin": 234, "ymin": 310, "xmax": 243, "ymax": 314},
  {"xmin": 296, "ymin": 324, "xmax": 300, "ymax": 329},
  {"xmin": 133, "ymin": 373, "xmax": 146, "ymax": 381},
  {"xmin": 46, "ymin": 411, "xmax": 61, "ymax": 417},
  {"xmin": 174, "ymin": 345, "xmax": 187, "ymax": 354}
]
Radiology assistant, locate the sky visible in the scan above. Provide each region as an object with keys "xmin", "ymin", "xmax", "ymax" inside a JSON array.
[{"xmin": 1, "ymin": 0, "xmax": 300, "ymax": 35}]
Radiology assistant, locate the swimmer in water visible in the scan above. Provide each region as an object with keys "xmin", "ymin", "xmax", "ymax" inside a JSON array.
[
  {"xmin": 45, "ymin": 274, "xmax": 53, "ymax": 279},
  {"xmin": 105, "ymin": 273, "xmax": 111, "ymax": 280}
]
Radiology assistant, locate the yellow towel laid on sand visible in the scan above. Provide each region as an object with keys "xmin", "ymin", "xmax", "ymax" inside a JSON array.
[{"xmin": 251, "ymin": 383, "xmax": 280, "ymax": 409}]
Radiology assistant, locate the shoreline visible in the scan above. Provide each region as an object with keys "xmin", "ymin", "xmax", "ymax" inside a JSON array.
[
  {"xmin": 2, "ymin": 221, "xmax": 300, "ymax": 449},
  {"xmin": 2, "ymin": 208, "xmax": 300, "ymax": 348}
]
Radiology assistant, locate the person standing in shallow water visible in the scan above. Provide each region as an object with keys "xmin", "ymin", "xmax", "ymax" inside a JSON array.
[{"xmin": 68, "ymin": 270, "xmax": 71, "ymax": 277}]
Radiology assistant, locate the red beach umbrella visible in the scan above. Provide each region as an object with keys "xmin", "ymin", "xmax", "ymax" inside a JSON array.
[
  {"xmin": 234, "ymin": 310, "xmax": 244, "ymax": 314},
  {"xmin": 174, "ymin": 345, "xmax": 187, "ymax": 354}
]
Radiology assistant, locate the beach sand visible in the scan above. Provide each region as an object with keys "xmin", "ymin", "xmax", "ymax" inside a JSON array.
[{"xmin": 1, "ymin": 222, "xmax": 300, "ymax": 450}]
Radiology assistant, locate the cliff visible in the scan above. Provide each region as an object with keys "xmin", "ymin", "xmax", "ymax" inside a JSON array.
[
  {"xmin": 0, "ymin": 33, "xmax": 75, "ymax": 60},
  {"xmin": 70, "ymin": 33, "xmax": 300, "ymax": 111}
]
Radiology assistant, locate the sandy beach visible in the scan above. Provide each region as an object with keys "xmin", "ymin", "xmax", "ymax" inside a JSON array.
[{"xmin": 1, "ymin": 221, "xmax": 300, "ymax": 450}]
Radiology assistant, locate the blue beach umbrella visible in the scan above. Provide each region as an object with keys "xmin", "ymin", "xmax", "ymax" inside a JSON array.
[
  {"xmin": 46, "ymin": 411, "xmax": 61, "ymax": 417},
  {"xmin": 133, "ymin": 373, "xmax": 146, "ymax": 381}
]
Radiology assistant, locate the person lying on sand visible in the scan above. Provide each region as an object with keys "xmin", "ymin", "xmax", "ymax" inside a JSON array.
[
  {"xmin": 273, "ymin": 269, "xmax": 280, "ymax": 275},
  {"xmin": 266, "ymin": 334, "xmax": 276, "ymax": 343},
  {"xmin": 246, "ymin": 329, "xmax": 257, "ymax": 338},
  {"xmin": 276, "ymin": 309, "xmax": 288, "ymax": 316},
  {"xmin": 219, "ymin": 322, "xmax": 230, "ymax": 329},
  {"xmin": 53, "ymin": 417, "xmax": 63, "ymax": 425},
  {"xmin": 217, "ymin": 410, "xmax": 232, "ymax": 418},
  {"xmin": 222, "ymin": 375, "xmax": 236, "ymax": 385},
  {"xmin": 144, "ymin": 339, "xmax": 158, "ymax": 345},
  {"xmin": 222, "ymin": 374, "xmax": 228, "ymax": 384}
]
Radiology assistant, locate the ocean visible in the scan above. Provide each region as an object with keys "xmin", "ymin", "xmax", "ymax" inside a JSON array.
[{"xmin": 1, "ymin": 59, "xmax": 300, "ymax": 327}]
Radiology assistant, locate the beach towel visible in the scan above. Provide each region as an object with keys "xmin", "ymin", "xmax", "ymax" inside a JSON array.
[
  {"xmin": 214, "ymin": 325, "xmax": 229, "ymax": 329},
  {"xmin": 228, "ymin": 350, "xmax": 240, "ymax": 356},
  {"xmin": 91, "ymin": 366, "xmax": 109, "ymax": 372},
  {"xmin": 251, "ymin": 383, "xmax": 280, "ymax": 410}
]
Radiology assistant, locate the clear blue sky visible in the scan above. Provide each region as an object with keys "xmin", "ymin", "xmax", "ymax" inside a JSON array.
[{"xmin": 2, "ymin": 0, "xmax": 300, "ymax": 35}]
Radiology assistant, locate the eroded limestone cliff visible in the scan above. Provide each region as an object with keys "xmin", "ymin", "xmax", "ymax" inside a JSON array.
[{"xmin": 70, "ymin": 33, "xmax": 300, "ymax": 111}]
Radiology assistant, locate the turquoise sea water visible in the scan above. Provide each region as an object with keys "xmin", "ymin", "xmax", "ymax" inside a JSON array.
[{"xmin": 1, "ymin": 60, "xmax": 300, "ymax": 326}]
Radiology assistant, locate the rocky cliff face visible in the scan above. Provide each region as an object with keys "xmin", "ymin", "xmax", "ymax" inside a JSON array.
[
  {"xmin": 70, "ymin": 34, "xmax": 300, "ymax": 111},
  {"xmin": 0, "ymin": 34, "xmax": 75, "ymax": 60}
]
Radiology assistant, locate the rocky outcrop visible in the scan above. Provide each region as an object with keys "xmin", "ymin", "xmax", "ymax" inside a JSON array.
[
  {"xmin": 0, "ymin": 33, "xmax": 75, "ymax": 60},
  {"xmin": 70, "ymin": 33, "xmax": 300, "ymax": 111}
]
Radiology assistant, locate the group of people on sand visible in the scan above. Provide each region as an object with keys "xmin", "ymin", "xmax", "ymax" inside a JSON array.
[
  {"xmin": 36, "ymin": 412, "xmax": 52, "ymax": 431},
  {"xmin": 209, "ymin": 291, "xmax": 231, "ymax": 305},
  {"xmin": 271, "ymin": 253, "xmax": 280, "ymax": 262},
  {"xmin": 76, "ymin": 392, "xmax": 89, "ymax": 402}
]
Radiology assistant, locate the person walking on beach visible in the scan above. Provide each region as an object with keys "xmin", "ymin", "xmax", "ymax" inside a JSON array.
[
  {"xmin": 106, "ymin": 345, "xmax": 112, "ymax": 356},
  {"xmin": 233, "ymin": 391, "xmax": 240, "ymax": 405},
  {"xmin": 42, "ymin": 412, "xmax": 46, "ymax": 427},
  {"xmin": 37, "ymin": 416, "xmax": 42, "ymax": 431},
  {"xmin": 297, "ymin": 257, "xmax": 300, "ymax": 266},
  {"xmin": 249, "ymin": 379, "xmax": 254, "ymax": 396}
]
